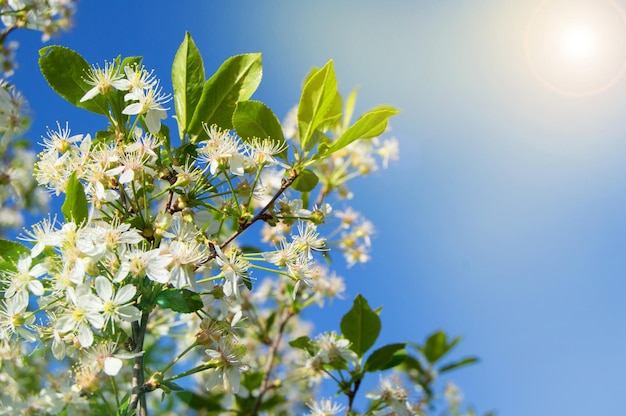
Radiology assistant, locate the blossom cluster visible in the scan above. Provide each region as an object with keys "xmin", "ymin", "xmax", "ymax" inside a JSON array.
[
  {"xmin": 0, "ymin": 81, "xmax": 47, "ymax": 232},
  {"xmin": 1, "ymin": 0, "xmax": 76, "ymax": 76}
]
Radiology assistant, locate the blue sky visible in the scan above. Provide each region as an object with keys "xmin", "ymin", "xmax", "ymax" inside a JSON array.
[{"xmin": 10, "ymin": 0, "xmax": 626, "ymax": 414}]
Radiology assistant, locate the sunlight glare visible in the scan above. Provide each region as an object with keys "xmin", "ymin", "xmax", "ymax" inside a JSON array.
[
  {"xmin": 525, "ymin": 0, "xmax": 626, "ymax": 97},
  {"xmin": 559, "ymin": 24, "xmax": 597, "ymax": 61}
]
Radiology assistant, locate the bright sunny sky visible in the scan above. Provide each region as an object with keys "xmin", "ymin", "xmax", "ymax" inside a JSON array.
[{"xmin": 11, "ymin": 1, "xmax": 626, "ymax": 415}]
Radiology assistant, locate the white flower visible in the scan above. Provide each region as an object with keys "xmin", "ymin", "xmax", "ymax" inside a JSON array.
[
  {"xmin": 56, "ymin": 285, "xmax": 104, "ymax": 348},
  {"xmin": 305, "ymin": 397, "xmax": 346, "ymax": 416},
  {"xmin": 118, "ymin": 248, "xmax": 172, "ymax": 284},
  {"xmin": 122, "ymin": 65, "xmax": 156, "ymax": 96},
  {"xmin": 95, "ymin": 276, "xmax": 141, "ymax": 331},
  {"xmin": 162, "ymin": 240, "xmax": 207, "ymax": 290},
  {"xmin": 3, "ymin": 255, "xmax": 48, "ymax": 305},
  {"xmin": 80, "ymin": 61, "xmax": 129, "ymax": 102},
  {"xmin": 76, "ymin": 221, "xmax": 143, "ymax": 259},
  {"xmin": 0, "ymin": 295, "xmax": 36, "ymax": 342},
  {"xmin": 122, "ymin": 81, "xmax": 170, "ymax": 134},
  {"xmin": 246, "ymin": 137, "xmax": 288, "ymax": 167},
  {"xmin": 205, "ymin": 339, "xmax": 249, "ymax": 393},
  {"xmin": 292, "ymin": 222, "xmax": 327, "ymax": 260},
  {"xmin": 377, "ymin": 137, "xmax": 400, "ymax": 168},
  {"xmin": 214, "ymin": 246, "xmax": 250, "ymax": 298},
  {"xmin": 366, "ymin": 375, "xmax": 414, "ymax": 416},
  {"xmin": 40, "ymin": 121, "xmax": 83, "ymax": 154},
  {"xmin": 313, "ymin": 331, "xmax": 358, "ymax": 365},
  {"xmin": 197, "ymin": 124, "xmax": 246, "ymax": 176},
  {"xmin": 19, "ymin": 215, "xmax": 59, "ymax": 257}
]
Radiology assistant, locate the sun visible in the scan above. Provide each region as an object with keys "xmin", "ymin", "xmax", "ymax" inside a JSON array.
[
  {"xmin": 525, "ymin": 0, "xmax": 626, "ymax": 97},
  {"xmin": 559, "ymin": 24, "xmax": 597, "ymax": 61}
]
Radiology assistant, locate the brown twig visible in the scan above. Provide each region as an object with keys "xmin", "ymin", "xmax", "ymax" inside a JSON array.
[
  {"xmin": 220, "ymin": 169, "xmax": 298, "ymax": 250},
  {"xmin": 129, "ymin": 311, "xmax": 150, "ymax": 416},
  {"xmin": 250, "ymin": 307, "xmax": 296, "ymax": 414}
]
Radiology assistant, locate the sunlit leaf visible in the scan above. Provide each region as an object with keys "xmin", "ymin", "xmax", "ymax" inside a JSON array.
[
  {"xmin": 297, "ymin": 60, "xmax": 338, "ymax": 150},
  {"xmin": 320, "ymin": 105, "xmax": 399, "ymax": 157},
  {"xmin": 156, "ymin": 288, "xmax": 203, "ymax": 313},
  {"xmin": 188, "ymin": 53, "xmax": 262, "ymax": 141},
  {"xmin": 291, "ymin": 169, "xmax": 318, "ymax": 192},
  {"xmin": 364, "ymin": 343, "xmax": 407, "ymax": 372},
  {"xmin": 172, "ymin": 32, "xmax": 205, "ymax": 140},
  {"xmin": 232, "ymin": 100, "xmax": 287, "ymax": 160},
  {"xmin": 340, "ymin": 294, "xmax": 381, "ymax": 357},
  {"xmin": 61, "ymin": 172, "xmax": 88, "ymax": 224},
  {"xmin": 39, "ymin": 45, "xmax": 109, "ymax": 115}
]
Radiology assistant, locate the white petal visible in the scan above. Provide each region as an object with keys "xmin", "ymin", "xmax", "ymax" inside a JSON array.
[
  {"xmin": 119, "ymin": 168, "xmax": 135, "ymax": 184},
  {"xmin": 80, "ymin": 86, "xmax": 100, "ymax": 102},
  {"xmin": 95, "ymin": 276, "xmax": 113, "ymax": 301},
  {"xmin": 104, "ymin": 356, "xmax": 123, "ymax": 376},
  {"xmin": 114, "ymin": 284, "xmax": 136, "ymax": 304},
  {"xmin": 77, "ymin": 324, "xmax": 94, "ymax": 347},
  {"xmin": 86, "ymin": 312, "xmax": 105, "ymax": 329},
  {"xmin": 117, "ymin": 305, "xmax": 141, "ymax": 322},
  {"xmin": 27, "ymin": 279, "xmax": 44, "ymax": 296},
  {"xmin": 145, "ymin": 110, "xmax": 162, "ymax": 134},
  {"xmin": 122, "ymin": 102, "xmax": 143, "ymax": 115}
]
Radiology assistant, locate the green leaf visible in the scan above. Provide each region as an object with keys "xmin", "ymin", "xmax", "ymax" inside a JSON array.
[
  {"xmin": 161, "ymin": 380, "xmax": 185, "ymax": 392},
  {"xmin": 188, "ymin": 53, "xmax": 262, "ymax": 141},
  {"xmin": 342, "ymin": 87, "xmax": 359, "ymax": 130},
  {"xmin": 120, "ymin": 55, "xmax": 142, "ymax": 70},
  {"xmin": 0, "ymin": 239, "xmax": 30, "ymax": 263},
  {"xmin": 288, "ymin": 335, "xmax": 315, "ymax": 355},
  {"xmin": 422, "ymin": 331, "xmax": 461, "ymax": 364},
  {"xmin": 364, "ymin": 343, "xmax": 407, "ymax": 372},
  {"xmin": 291, "ymin": 169, "xmax": 319, "ymax": 192},
  {"xmin": 61, "ymin": 172, "xmax": 88, "ymax": 224},
  {"xmin": 321, "ymin": 105, "xmax": 399, "ymax": 157},
  {"xmin": 156, "ymin": 288, "xmax": 203, "ymax": 313},
  {"xmin": 439, "ymin": 356, "xmax": 479, "ymax": 374},
  {"xmin": 172, "ymin": 32, "xmax": 205, "ymax": 140},
  {"xmin": 39, "ymin": 45, "xmax": 108, "ymax": 115},
  {"xmin": 340, "ymin": 294, "xmax": 381, "ymax": 357},
  {"xmin": 297, "ymin": 60, "xmax": 338, "ymax": 150},
  {"xmin": 232, "ymin": 100, "xmax": 287, "ymax": 160}
]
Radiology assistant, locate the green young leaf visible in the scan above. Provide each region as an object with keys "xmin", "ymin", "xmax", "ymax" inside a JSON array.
[
  {"xmin": 156, "ymin": 288, "xmax": 204, "ymax": 313},
  {"xmin": 288, "ymin": 335, "xmax": 315, "ymax": 355},
  {"xmin": 172, "ymin": 32, "xmax": 205, "ymax": 140},
  {"xmin": 422, "ymin": 330, "xmax": 462, "ymax": 364},
  {"xmin": 340, "ymin": 294, "xmax": 381, "ymax": 357},
  {"xmin": 297, "ymin": 60, "xmax": 338, "ymax": 150},
  {"xmin": 61, "ymin": 172, "xmax": 88, "ymax": 224},
  {"xmin": 38, "ymin": 45, "xmax": 109, "ymax": 115},
  {"xmin": 0, "ymin": 239, "xmax": 30, "ymax": 263},
  {"xmin": 364, "ymin": 343, "xmax": 407, "ymax": 372},
  {"xmin": 232, "ymin": 100, "xmax": 287, "ymax": 160},
  {"xmin": 188, "ymin": 53, "xmax": 262, "ymax": 141},
  {"xmin": 439, "ymin": 356, "xmax": 479, "ymax": 374},
  {"xmin": 291, "ymin": 169, "xmax": 319, "ymax": 192},
  {"xmin": 342, "ymin": 87, "xmax": 359, "ymax": 131},
  {"xmin": 161, "ymin": 380, "xmax": 185, "ymax": 392},
  {"xmin": 321, "ymin": 105, "xmax": 399, "ymax": 157}
]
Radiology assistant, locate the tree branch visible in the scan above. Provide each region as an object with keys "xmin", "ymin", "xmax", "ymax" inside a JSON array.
[
  {"xmin": 129, "ymin": 311, "xmax": 150, "ymax": 416},
  {"xmin": 250, "ymin": 307, "xmax": 295, "ymax": 414}
]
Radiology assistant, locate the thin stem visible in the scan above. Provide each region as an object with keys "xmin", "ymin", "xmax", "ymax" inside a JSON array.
[
  {"xmin": 161, "ymin": 341, "xmax": 198, "ymax": 375},
  {"xmin": 347, "ymin": 377, "xmax": 363, "ymax": 413},
  {"xmin": 129, "ymin": 311, "xmax": 150, "ymax": 416},
  {"xmin": 219, "ymin": 169, "xmax": 299, "ymax": 252},
  {"xmin": 250, "ymin": 307, "xmax": 295, "ymax": 414}
]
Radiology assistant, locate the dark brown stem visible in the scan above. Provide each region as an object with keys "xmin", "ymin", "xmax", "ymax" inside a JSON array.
[
  {"xmin": 129, "ymin": 311, "xmax": 150, "ymax": 416},
  {"xmin": 347, "ymin": 377, "xmax": 362, "ymax": 413},
  {"xmin": 250, "ymin": 307, "xmax": 295, "ymax": 414},
  {"xmin": 219, "ymin": 169, "xmax": 298, "ymax": 250}
]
